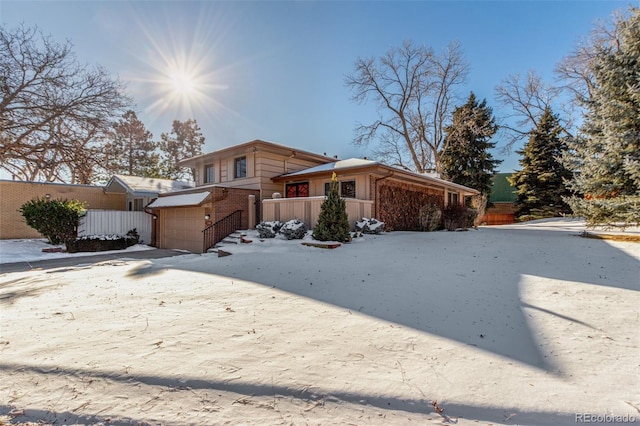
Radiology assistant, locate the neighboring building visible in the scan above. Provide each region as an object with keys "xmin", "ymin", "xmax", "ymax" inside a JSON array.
[
  {"xmin": 104, "ymin": 175, "xmax": 194, "ymax": 211},
  {"xmin": 1, "ymin": 175, "xmax": 193, "ymax": 240},
  {"xmin": 0, "ymin": 180, "xmax": 125, "ymax": 239},
  {"xmin": 148, "ymin": 139, "xmax": 479, "ymax": 253},
  {"xmin": 481, "ymin": 173, "xmax": 517, "ymax": 225}
]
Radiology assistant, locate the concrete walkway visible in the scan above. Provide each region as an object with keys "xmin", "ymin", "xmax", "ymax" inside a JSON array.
[{"xmin": 0, "ymin": 249, "xmax": 190, "ymax": 274}]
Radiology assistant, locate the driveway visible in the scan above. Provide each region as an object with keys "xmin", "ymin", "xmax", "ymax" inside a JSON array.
[{"xmin": 0, "ymin": 248, "xmax": 189, "ymax": 274}]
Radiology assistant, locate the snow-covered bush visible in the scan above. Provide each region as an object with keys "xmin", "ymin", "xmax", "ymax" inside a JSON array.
[
  {"xmin": 256, "ymin": 221, "xmax": 283, "ymax": 238},
  {"xmin": 66, "ymin": 231, "xmax": 139, "ymax": 253},
  {"xmin": 279, "ymin": 219, "xmax": 308, "ymax": 240},
  {"xmin": 419, "ymin": 204, "xmax": 442, "ymax": 231},
  {"xmin": 355, "ymin": 217, "xmax": 385, "ymax": 234}
]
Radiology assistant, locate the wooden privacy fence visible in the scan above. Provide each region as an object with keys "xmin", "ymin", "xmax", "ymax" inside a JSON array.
[
  {"xmin": 79, "ymin": 210, "xmax": 152, "ymax": 244},
  {"xmin": 262, "ymin": 197, "xmax": 374, "ymax": 229}
]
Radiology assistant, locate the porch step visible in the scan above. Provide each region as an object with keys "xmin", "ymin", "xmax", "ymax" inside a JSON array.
[{"xmin": 206, "ymin": 231, "xmax": 247, "ymax": 256}]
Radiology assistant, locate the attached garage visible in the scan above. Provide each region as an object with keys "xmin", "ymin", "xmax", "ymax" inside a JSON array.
[
  {"xmin": 146, "ymin": 187, "xmax": 260, "ymax": 253},
  {"xmin": 159, "ymin": 207, "xmax": 205, "ymax": 253},
  {"xmin": 147, "ymin": 191, "xmax": 211, "ymax": 253}
]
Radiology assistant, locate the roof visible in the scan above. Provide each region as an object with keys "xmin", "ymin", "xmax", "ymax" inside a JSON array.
[
  {"xmin": 104, "ymin": 175, "xmax": 195, "ymax": 195},
  {"xmin": 282, "ymin": 158, "xmax": 378, "ymax": 177},
  {"xmin": 489, "ymin": 173, "xmax": 517, "ymax": 203},
  {"xmin": 178, "ymin": 139, "xmax": 336, "ymax": 168},
  {"xmin": 277, "ymin": 158, "xmax": 479, "ymax": 195},
  {"xmin": 146, "ymin": 191, "xmax": 210, "ymax": 208}
]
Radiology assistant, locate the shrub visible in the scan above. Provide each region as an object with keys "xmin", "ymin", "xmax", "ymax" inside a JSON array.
[
  {"xmin": 256, "ymin": 221, "xmax": 283, "ymax": 238},
  {"xmin": 66, "ymin": 233, "xmax": 139, "ymax": 253},
  {"xmin": 355, "ymin": 217, "xmax": 385, "ymax": 234},
  {"xmin": 280, "ymin": 219, "xmax": 308, "ymax": 240},
  {"xmin": 20, "ymin": 197, "xmax": 86, "ymax": 245},
  {"xmin": 418, "ymin": 204, "xmax": 442, "ymax": 231},
  {"xmin": 313, "ymin": 173, "xmax": 351, "ymax": 242},
  {"xmin": 442, "ymin": 204, "xmax": 477, "ymax": 231}
]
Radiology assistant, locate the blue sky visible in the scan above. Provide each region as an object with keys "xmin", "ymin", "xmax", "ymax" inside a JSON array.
[{"xmin": 1, "ymin": 0, "xmax": 631, "ymax": 173}]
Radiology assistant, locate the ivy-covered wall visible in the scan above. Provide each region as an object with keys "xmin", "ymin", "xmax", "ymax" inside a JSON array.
[{"xmin": 377, "ymin": 180, "xmax": 444, "ymax": 231}]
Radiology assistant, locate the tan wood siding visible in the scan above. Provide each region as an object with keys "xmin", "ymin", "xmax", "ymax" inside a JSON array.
[{"xmin": 159, "ymin": 207, "xmax": 204, "ymax": 253}]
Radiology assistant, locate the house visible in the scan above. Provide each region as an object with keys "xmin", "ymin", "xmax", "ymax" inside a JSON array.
[
  {"xmin": 480, "ymin": 173, "xmax": 517, "ymax": 225},
  {"xmin": 103, "ymin": 175, "xmax": 194, "ymax": 211},
  {"xmin": 146, "ymin": 139, "xmax": 479, "ymax": 253}
]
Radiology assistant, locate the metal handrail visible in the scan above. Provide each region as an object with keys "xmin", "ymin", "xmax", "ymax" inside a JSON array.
[{"xmin": 202, "ymin": 210, "xmax": 242, "ymax": 252}]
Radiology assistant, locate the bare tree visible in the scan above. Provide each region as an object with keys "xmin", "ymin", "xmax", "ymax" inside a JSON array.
[
  {"xmin": 0, "ymin": 24, "xmax": 131, "ymax": 183},
  {"xmin": 556, "ymin": 10, "xmax": 625, "ymax": 105},
  {"xmin": 496, "ymin": 8, "xmax": 629, "ymax": 152},
  {"xmin": 494, "ymin": 70, "xmax": 572, "ymax": 150},
  {"xmin": 346, "ymin": 40, "xmax": 469, "ymax": 173}
]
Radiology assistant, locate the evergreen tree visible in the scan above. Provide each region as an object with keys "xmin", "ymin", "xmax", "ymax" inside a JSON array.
[
  {"xmin": 105, "ymin": 110, "xmax": 160, "ymax": 177},
  {"xmin": 509, "ymin": 107, "xmax": 573, "ymax": 218},
  {"xmin": 440, "ymin": 92, "xmax": 501, "ymax": 196},
  {"xmin": 158, "ymin": 119, "xmax": 205, "ymax": 181},
  {"xmin": 313, "ymin": 173, "xmax": 351, "ymax": 242},
  {"xmin": 565, "ymin": 7, "xmax": 640, "ymax": 226}
]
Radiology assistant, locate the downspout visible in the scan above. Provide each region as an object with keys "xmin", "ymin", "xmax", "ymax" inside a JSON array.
[{"xmin": 143, "ymin": 203, "xmax": 158, "ymax": 247}]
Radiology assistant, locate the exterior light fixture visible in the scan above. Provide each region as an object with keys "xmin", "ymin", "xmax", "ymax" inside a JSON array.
[
  {"xmin": 152, "ymin": 215, "xmax": 158, "ymax": 220},
  {"xmin": 45, "ymin": 194, "xmax": 51, "ymax": 199},
  {"xmin": 204, "ymin": 214, "xmax": 211, "ymax": 221}
]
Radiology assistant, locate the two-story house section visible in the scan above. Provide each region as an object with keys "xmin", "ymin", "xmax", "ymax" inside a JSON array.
[{"xmin": 177, "ymin": 139, "xmax": 336, "ymax": 201}]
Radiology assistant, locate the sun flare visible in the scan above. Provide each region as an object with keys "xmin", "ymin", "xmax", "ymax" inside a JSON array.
[{"xmin": 166, "ymin": 69, "xmax": 198, "ymax": 97}]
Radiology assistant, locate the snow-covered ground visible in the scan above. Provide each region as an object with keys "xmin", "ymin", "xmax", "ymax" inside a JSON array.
[
  {"xmin": 0, "ymin": 239, "xmax": 155, "ymax": 264},
  {"xmin": 1, "ymin": 219, "xmax": 638, "ymax": 425}
]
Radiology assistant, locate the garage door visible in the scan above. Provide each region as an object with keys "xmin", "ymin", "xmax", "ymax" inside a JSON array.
[{"xmin": 160, "ymin": 207, "xmax": 205, "ymax": 253}]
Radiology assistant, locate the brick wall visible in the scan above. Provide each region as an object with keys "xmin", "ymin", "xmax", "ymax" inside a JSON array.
[
  {"xmin": 210, "ymin": 187, "xmax": 261, "ymax": 230},
  {"xmin": 0, "ymin": 180, "xmax": 126, "ymax": 239}
]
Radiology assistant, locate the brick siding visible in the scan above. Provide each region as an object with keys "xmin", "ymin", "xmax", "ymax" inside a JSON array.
[{"xmin": 0, "ymin": 180, "xmax": 125, "ymax": 239}]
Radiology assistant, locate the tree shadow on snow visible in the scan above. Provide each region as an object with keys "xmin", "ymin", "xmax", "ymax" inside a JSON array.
[
  {"xmin": 127, "ymin": 226, "xmax": 639, "ymax": 373},
  {"xmin": 0, "ymin": 362, "xmax": 579, "ymax": 425}
]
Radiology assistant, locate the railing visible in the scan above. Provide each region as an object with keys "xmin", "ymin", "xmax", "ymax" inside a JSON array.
[{"xmin": 202, "ymin": 210, "xmax": 242, "ymax": 253}]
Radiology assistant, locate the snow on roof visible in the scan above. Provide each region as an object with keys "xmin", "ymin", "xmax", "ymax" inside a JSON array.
[
  {"xmin": 147, "ymin": 191, "xmax": 210, "ymax": 208},
  {"xmin": 109, "ymin": 175, "xmax": 195, "ymax": 195},
  {"xmin": 283, "ymin": 158, "xmax": 378, "ymax": 177}
]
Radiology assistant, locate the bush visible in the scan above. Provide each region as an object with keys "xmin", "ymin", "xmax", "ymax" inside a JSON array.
[
  {"xmin": 313, "ymin": 173, "xmax": 351, "ymax": 242},
  {"xmin": 256, "ymin": 221, "xmax": 283, "ymax": 238},
  {"xmin": 66, "ymin": 233, "xmax": 139, "ymax": 253},
  {"xmin": 418, "ymin": 204, "xmax": 442, "ymax": 231},
  {"xmin": 355, "ymin": 217, "xmax": 385, "ymax": 234},
  {"xmin": 442, "ymin": 204, "xmax": 477, "ymax": 231},
  {"xmin": 280, "ymin": 219, "xmax": 308, "ymax": 240},
  {"xmin": 20, "ymin": 197, "xmax": 86, "ymax": 245}
]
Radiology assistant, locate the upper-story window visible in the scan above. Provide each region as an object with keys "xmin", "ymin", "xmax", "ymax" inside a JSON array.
[
  {"xmin": 324, "ymin": 180, "xmax": 356, "ymax": 198},
  {"xmin": 204, "ymin": 164, "xmax": 214, "ymax": 183},
  {"xmin": 234, "ymin": 156, "xmax": 247, "ymax": 179}
]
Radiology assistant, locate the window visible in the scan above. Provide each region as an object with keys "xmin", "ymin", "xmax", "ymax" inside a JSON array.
[
  {"xmin": 324, "ymin": 180, "xmax": 356, "ymax": 198},
  {"xmin": 134, "ymin": 199, "xmax": 144, "ymax": 211},
  {"xmin": 340, "ymin": 181, "xmax": 356, "ymax": 198},
  {"xmin": 286, "ymin": 182, "xmax": 309, "ymax": 198},
  {"xmin": 204, "ymin": 165, "xmax": 214, "ymax": 183},
  {"xmin": 234, "ymin": 156, "xmax": 247, "ymax": 178},
  {"xmin": 448, "ymin": 191, "xmax": 460, "ymax": 205}
]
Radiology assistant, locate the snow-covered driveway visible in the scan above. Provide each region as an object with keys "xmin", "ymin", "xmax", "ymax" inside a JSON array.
[{"xmin": 1, "ymin": 219, "xmax": 638, "ymax": 425}]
